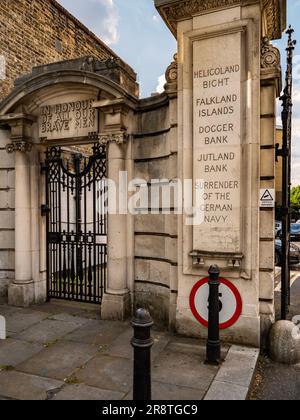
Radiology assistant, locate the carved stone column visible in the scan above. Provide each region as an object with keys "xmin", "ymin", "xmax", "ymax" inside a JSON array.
[
  {"xmin": 94, "ymin": 99, "xmax": 132, "ymax": 320},
  {"xmin": 4, "ymin": 114, "xmax": 35, "ymax": 307}
]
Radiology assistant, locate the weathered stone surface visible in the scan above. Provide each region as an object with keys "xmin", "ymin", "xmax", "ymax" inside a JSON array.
[
  {"xmin": 0, "ymin": 170, "xmax": 14, "ymax": 190},
  {"xmin": 16, "ymin": 340, "xmax": 98, "ymax": 380},
  {"xmin": 205, "ymin": 381, "xmax": 249, "ymax": 401},
  {"xmin": 65, "ymin": 319, "xmax": 125, "ymax": 345},
  {"xmin": 107, "ymin": 328, "xmax": 170, "ymax": 361},
  {"xmin": 259, "ymin": 271, "xmax": 275, "ymax": 301},
  {"xmin": 269, "ymin": 321, "xmax": 300, "ymax": 365},
  {"xmin": 0, "ymin": 339, "xmax": 43, "ymax": 366},
  {"xmin": 75, "ymin": 355, "xmax": 132, "ymax": 393},
  {"xmin": 0, "ymin": 212, "xmax": 14, "ymax": 229},
  {"xmin": 152, "ymin": 346, "xmax": 218, "ymax": 391},
  {"xmin": 0, "ymin": 231, "xmax": 14, "ymax": 250},
  {"xmin": 213, "ymin": 346, "xmax": 259, "ymax": 388},
  {"xmin": 15, "ymin": 318, "xmax": 87, "ymax": 345},
  {"xmin": 125, "ymin": 381, "xmax": 205, "ymax": 401},
  {"xmin": 5, "ymin": 309, "xmax": 48, "ymax": 333},
  {"xmin": 0, "ymin": 371, "xmax": 63, "ymax": 400},
  {"xmin": 259, "ymin": 241, "xmax": 275, "ymax": 270},
  {"xmin": 52, "ymin": 384, "xmax": 125, "ymax": 401},
  {"xmin": 0, "ymin": 191, "xmax": 15, "ymax": 210}
]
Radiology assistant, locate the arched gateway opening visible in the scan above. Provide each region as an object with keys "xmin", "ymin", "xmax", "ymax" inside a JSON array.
[{"xmin": 0, "ymin": 0, "xmax": 285, "ymax": 346}]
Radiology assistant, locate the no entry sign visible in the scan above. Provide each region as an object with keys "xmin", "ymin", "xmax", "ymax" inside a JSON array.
[{"xmin": 190, "ymin": 278, "xmax": 242, "ymax": 330}]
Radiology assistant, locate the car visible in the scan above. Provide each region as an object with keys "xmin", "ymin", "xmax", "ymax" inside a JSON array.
[
  {"xmin": 290, "ymin": 224, "xmax": 300, "ymax": 241},
  {"xmin": 275, "ymin": 239, "xmax": 300, "ymax": 267},
  {"xmin": 277, "ymin": 223, "xmax": 300, "ymax": 241}
]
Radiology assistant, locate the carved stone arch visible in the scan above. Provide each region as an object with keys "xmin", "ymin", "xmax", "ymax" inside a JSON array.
[
  {"xmin": 0, "ymin": 60, "xmax": 138, "ymax": 311},
  {"xmin": 0, "ymin": 69, "xmax": 138, "ymax": 117}
]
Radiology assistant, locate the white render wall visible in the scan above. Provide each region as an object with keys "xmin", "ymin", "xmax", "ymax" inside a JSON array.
[{"xmin": 0, "ymin": 128, "xmax": 15, "ymax": 296}]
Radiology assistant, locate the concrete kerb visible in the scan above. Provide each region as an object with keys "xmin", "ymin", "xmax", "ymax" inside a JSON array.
[{"xmin": 204, "ymin": 346, "xmax": 260, "ymax": 401}]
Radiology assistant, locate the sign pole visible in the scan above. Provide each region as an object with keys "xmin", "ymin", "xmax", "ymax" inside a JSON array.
[{"xmin": 206, "ymin": 265, "xmax": 221, "ymax": 365}]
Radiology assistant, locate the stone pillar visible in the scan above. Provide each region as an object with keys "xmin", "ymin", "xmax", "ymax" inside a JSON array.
[
  {"xmin": 155, "ymin": 0, "xmax": 286, "ymax": 346},
  {"xmin": 259, "ymin": 37, "xmax": 282, "ymax": 346},
  {"xmin": 94, "ymin": 99, "xmax": 133, "ymax": 320},
  {"xmin": 4, "ymin": 115, "xmax": 35, "ymax": 307}
]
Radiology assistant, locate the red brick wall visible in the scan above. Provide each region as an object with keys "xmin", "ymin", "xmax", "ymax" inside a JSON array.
[{"xmin": 0, "ymin": 0, "xmax": 123, "ymax": 100}]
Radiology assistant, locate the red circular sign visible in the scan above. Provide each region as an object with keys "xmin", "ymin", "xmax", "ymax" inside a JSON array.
[{"xmin": 190, "ymin": 278, "xmax": 243, "ymax": 330}]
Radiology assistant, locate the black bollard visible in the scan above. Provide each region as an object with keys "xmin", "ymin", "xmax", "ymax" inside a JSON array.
[
  {"xmin": 131, "ymin": 308, "xmax": 154, "ymax": 401},
  {"xmin": 206, "ymin": 265, "xmax": 221, "ymax": 365}
]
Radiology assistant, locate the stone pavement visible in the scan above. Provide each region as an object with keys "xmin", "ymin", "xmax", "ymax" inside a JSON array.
[
  {"xmin": 0, "ymin": 300, "xmax": 257, "ymax": 401},
  {"xmin": 250, "ymin": 275, "xmax": 300, "ymax": 400}
]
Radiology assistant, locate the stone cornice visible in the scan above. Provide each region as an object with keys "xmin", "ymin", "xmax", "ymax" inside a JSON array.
[{"xmin": 155, "ymin": 0, "xmax": 286, "ymax": 40}]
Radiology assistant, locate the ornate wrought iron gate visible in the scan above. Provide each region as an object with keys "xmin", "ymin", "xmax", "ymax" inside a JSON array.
[{"xmin": 42, "ymin": 144, "xmax": 107, "ymax": 304}]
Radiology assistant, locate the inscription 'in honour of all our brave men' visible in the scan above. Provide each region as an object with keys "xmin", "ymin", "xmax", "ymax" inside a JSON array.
[
  {"xmin": 39, "ymin": 99, "xmax": 98, "ymax": 140},
  {"xmin": 193, "ymin": 32, "xmax": 242, "ymax": 253}
]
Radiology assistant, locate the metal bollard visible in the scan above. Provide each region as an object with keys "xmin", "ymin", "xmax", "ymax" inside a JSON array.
[
  {"xmin": 206, "ymin": 265, "xmax": 221, "ymax": 365},
  {"xmin": 131, "ymin": 308, "xmax": 154, "ymax": 401}
]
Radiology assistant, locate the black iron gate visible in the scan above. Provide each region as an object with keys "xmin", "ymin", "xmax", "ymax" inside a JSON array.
[{"xmin": 42, "ymin": 144, "xmax": 107, "ymax": 304}]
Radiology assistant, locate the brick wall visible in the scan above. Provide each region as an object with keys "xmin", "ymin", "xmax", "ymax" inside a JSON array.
[{"xmin": 0, "ymin": 0, "xmax": 128, "ymax": 100}]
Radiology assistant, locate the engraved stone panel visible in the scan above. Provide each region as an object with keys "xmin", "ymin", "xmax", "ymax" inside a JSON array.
[
  {"xmin": 39, "ymin": 99, "xmax": 98, "ymax": 140},
  {"xmin": 193, "ymin": 31, "xmax": 242, "ymax": 253}
]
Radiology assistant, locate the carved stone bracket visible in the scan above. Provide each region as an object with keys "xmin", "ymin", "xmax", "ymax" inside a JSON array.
[
  {"xmin": 190, "ymin": 250, "xmax": 244, "ymax": 270},
  {"xmin": 165, "ymin": 53, "xmax": 178, "ymax": 96},
  {"xmin": 165, "ymin": 53, "xmax": 178, "ymax": 84},
  {"xmin": 6, "ymin": 141, "xmax": 33, "ymax": 154},
  {"xmin": 261, "ymin": 36, "xmax": 281, "ymax": 69},
  {"xmin": 98, "ymin": 131, "xmax": 129, "ymax": 146}
]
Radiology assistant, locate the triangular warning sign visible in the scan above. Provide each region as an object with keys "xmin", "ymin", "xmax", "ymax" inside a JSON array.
[{"xmin": 261, "ymin": 189, "xmax": 273, "ymax": 201}]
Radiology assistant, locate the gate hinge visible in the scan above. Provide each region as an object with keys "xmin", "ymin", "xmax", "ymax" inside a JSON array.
[{"xmin": 41, "ymin": 204, "xmax": 50, "ymax": 217}]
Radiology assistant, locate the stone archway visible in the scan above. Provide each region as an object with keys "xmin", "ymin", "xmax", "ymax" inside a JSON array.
[{"xmin": 0, "ymin": 58, "xmax": 138, "ymax": 321}]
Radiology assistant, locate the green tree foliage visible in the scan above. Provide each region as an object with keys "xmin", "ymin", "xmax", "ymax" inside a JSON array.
[{"xmin": 291, "ymin": 186, "xmax": 300, "ymax": 213}]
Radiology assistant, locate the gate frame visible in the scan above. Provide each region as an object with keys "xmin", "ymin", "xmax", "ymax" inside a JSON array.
[{"xmin": 42, "ymin": 144, "xmax": 108, "ymax": 305}]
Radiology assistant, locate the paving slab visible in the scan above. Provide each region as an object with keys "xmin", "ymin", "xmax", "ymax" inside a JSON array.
[
  {"xmin": 0, "ymin": 339, "xmax": 43, "ymax": 367},
  {"xmin": 48, "ymin": 313, "xmax": 93, "ymax": 325},
  {"xmin": 75, "ymin": 354, "xmax": 133, "ymax": 393},
  {"xmin": 4, "ymin": 309, "xmax": 49, "ymax": 334},
  {"xmin": 0, "ymin": 305, "xmax": 22, "ymax": 317},
  {"xmin": 52, "ymin": 384, "xmax": 125, "ymax": 401},
  {"xmin": 168, "ymin": 337, "xmax": 230, "ymax": 360},
  {"xmin": 31, "ymin": 301, "xmax": 101, "ymax": 320},
  {"xmin": 16, "ymin": 340, "xmax": 99, "ymax": 380},
  {"xmin": 124, "ymin": 381, "xmax": 205, "ymax": 401},
  {"xmin": 214, "ymin": 346, "xmax": 259, "ymax": 388},
  {"xmin": 0, "ymin": 370, "xmax": 63, "ymax": 400},
  {"xmin": 204, "ymin": 381, "xmax": 249, "ymax": 401},
  {"xmin": 14, "ymin": 318, "xmax": 88, "ymax": 345},
  {"xmin": 108, "ymin": 328, "xmax": 171, "ymax": 361},
  {"xmin": 152, "ymin": 346, "xmax": 218, "ymax": 391},
  {"xmin": 65, "ymin": 319, "xmax": 126, "ymax": 346}
]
